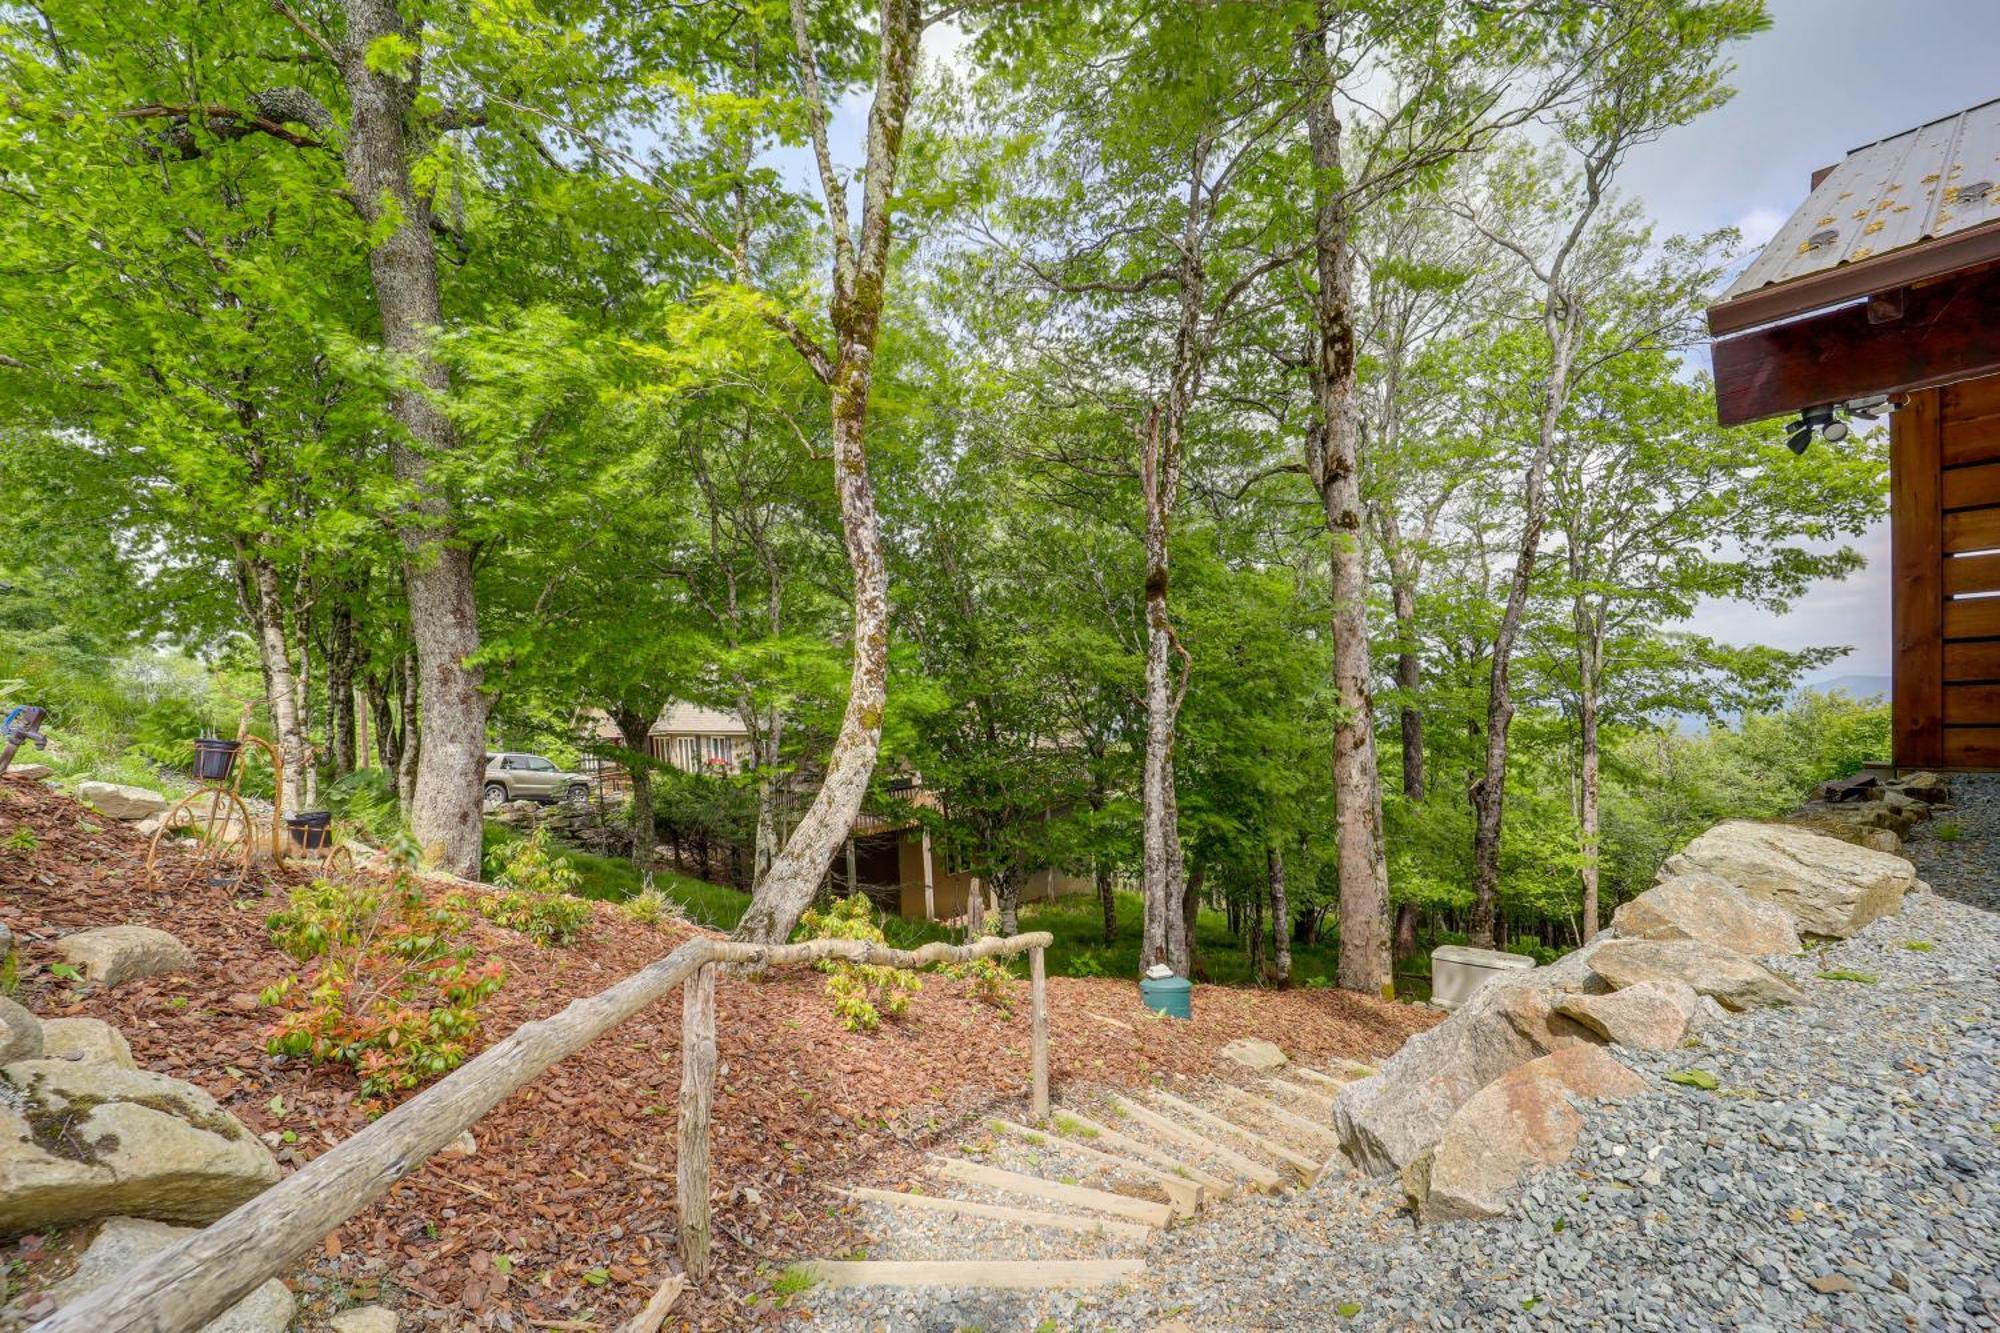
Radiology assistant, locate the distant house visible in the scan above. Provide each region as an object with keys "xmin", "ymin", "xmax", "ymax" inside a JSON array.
[
  {"xmin": 583, "ymin": 702, "xmax": 750, "ymax": 775},
  {"xmin": 581, "ymin": 704, "xmax": 1094, "ymax": 918}
]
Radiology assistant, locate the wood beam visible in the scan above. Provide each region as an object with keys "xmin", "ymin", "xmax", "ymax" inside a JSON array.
[
  {"xmin": 1892, "ymin": 390, "xmax": 1944, "ymax": 769},
  {"xmin": 1711, "ymin": 262, "xmax": 2000, "ymax": 427}
]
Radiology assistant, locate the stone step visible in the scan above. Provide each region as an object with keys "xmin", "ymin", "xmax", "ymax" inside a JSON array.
[
  {"xmin": 1106, "ymin": 1096, "xmax": 1286, "ymax": 1193},
  {"xmin": 1144, "ymin": 1090, "xmax": 1322, "ymax": 1180},
  {"xmin": 1049, "ymin": 1111, "xmax": 1235, "ymax": 1200},
  {"xmin": 1210, "ymin": 1084, "xmax": 1340, "ymax": 1151},
  {"xmin": 929, "ymin": 1157, "xmax": 1175, "ymax": 1228},
  {"xmin": 986, "ymin": 1118, "xmax": 1202, "ymax": 1217},
  {"xmin": 839, "ymin": 1187, "xmax": 1154, "ymax": 1242},
  {"xmin": 805, "ymin": 1259, "xmax": 1146, "ymax": 1290}
]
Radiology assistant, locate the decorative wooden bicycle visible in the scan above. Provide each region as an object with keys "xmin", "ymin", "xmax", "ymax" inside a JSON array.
[{"xmin": 145, "ymin": 706, "xmax": 284, "ymax": 885}]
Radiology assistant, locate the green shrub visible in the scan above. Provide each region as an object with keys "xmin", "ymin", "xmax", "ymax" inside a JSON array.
[
  {"xmin": 799, "ymin": 895, "xmax": 920, "ymax": 1032},
  {"xmin": 262, "ymin": 875, "xmax": 504, "ymax": 1110},
  {"xmin": 472, "ymin": 827, "xmax": 592, "ymax": 945},
  {"xmin": 325, "ymin": 768, "xmax": 402, "ymax": 845}
]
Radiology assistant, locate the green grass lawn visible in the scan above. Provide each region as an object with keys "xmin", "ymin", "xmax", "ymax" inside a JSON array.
[
  {"xmin": 1015, "ymin": 889, "xmax": 1345, "ymax": 987},
  {"xmin": 484, "ymin": 824, "xmax": 1360, "ymax": 986},
  {"xmin": 482, "ymin": 822, "xmax": 751, "ymax": 931}
]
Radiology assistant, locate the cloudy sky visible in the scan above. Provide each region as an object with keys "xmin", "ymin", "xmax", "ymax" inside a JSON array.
[{"xmin": 1626, "ymin": 0, "xmax": 2000, "ymax": 681}]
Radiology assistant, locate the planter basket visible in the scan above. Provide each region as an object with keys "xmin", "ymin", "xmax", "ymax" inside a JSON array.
[
  {"xmin": 192, "ymin": 737, "xmax": 242, "ymax": 783},
  {"xmin": 285, "ymin": 811, "xmax": 332, "ymax": 852}
]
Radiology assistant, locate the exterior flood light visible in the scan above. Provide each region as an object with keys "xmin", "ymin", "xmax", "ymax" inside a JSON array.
[{"xmin": 1783, "ymin": 395, "xmax": 1890, "ymax": 455}]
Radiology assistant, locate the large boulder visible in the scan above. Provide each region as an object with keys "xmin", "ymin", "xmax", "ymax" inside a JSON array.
[
  {"xmin": 0, "ymin": 997, "xmax": 44, "ymax": 1064},
  {"xmin": 1664, "ymin": 820, "xmax": 1913, "ymax": 938},
  {"xmin": 1611, "ymin": 872, "xmax": 1800, "ymax": 957},
  {"xmin": 0, "ymin": 1059, "xmax": 279, "ymax": 1231},
  {"xmin": 39, "ymin": 1018, "xmax": 137, "ymax": 1069},
  {"xmin": 1407, "ymin": 1045, "xmax": 1648, "ymax": 1221},
  {"xmin": 1589, "ymin": 938, "xmax": 1804, "ymax": 1011},
  {"xmin": 44, "ymin": 1216, "xmax": 293, "ymax": 1332},
  {"xmin": 1775, "ymin": 810, "xmax": 1903, "ymax": 855},
  {"xmin": 52, "ymin": 926, "xmax": 194, "ymax": 988},
  {"xmin": 1333, "ymin": 941, "xmax": 1610, "ymax": 1176},
  {"xmin": 1555, "ymin": 980, "xmax": 1699, "ymax": 1050},
  {"xmin": 74, "ymin": 782, "xmax": 169, "ymax": 821}
]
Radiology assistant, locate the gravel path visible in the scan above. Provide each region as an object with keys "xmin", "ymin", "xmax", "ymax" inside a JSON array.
[{"xmin": 798, "ymin": 782, "xmax": 2000, "ymax": 1332}]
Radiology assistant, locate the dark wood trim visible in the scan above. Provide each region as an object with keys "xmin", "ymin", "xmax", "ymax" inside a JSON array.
[
  {"xmin": 1892, "ymin": 389, "xmax": 1944, "ymax": 768},
  {"xmin": 1711, "ymin": 262, "xmax": 2000, "ymax": 426},
  {"xmin": 1707, "ymin": 219, "xmax": 2000, "ymax": 337}
]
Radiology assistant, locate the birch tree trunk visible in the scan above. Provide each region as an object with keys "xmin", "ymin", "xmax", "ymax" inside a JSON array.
[
  {"xmin": 245, "ymin": 553, "xmax": 310, "ymax": 817},
  {"xmin": 327, "ymin": 595, "xmax": 358, "ymax": 778},
  {"xmin": 336, "ymin": 0, "xmax": 487, "ymax": 877},
  {"xmin": 1138, "ymin": 406, "xmax": 1189, "ymax": 978},
  {"xmin": 1302, "ymin": 12, "xmax": 1391, "ymax": 996},
  {"xmin": 732, "ymin": 0, "xmax": 924, "ymax": 943}
]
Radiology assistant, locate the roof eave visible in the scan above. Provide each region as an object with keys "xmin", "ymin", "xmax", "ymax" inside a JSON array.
[{"xmin": 1709, "ymin": 219, "xmax": 2000, "ymax": 337}]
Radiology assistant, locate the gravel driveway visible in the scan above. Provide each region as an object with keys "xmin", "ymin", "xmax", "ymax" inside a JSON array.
[{"xmin": 799, "ymin": 779, "xmax": 2000, "ymax": 1332}]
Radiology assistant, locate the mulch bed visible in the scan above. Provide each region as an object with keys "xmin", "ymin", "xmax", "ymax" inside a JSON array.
[{"xmin": 0, "ymin": 777, "xmax": 1435, "ymax": 1328}]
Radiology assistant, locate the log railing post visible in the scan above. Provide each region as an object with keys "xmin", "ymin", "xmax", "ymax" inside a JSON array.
[
  {"xmin": 677, "ymin": 962, "xmax": 717, "ymax": 1283},
  {"xmin": 1030, "ymin": 944, "xmax": 1049, "ymax": 1120}
]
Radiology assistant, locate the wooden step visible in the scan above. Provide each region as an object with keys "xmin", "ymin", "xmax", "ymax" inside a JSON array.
[
  {"xmin": 806, "ymin": 1259, "xmax": 1145, "ymax": 1290},
  {"xmin": 1266, "ymin": 1078, "xmax": 1338, "ymax": 1115},
  {"xmin": 1291, "ymin": 1061, "xmax": 1373, "ymax": 1090},
  {"xmin": 840, "ymin": 1186, "xmax": 1153, "ymax": 1242},
  {"xmin": 1051, "ymin": 1111, "xmax": 1234, "ymax": 1200},
  {"xmin": 930, "ymin": 1157, "xmax": 1175, "ymax": 1228},
  {"xmin": 1145, "ymin": 1090, "xmax": 1321, "ymax": 1180},
  {"xmin": 1106, "ymin": 1096, "xmax": 1285, "ymax": 1193},
  {"xmin": 1210, "ymin": 1085, "xmax": 1340, "ymax": 1150},
  {"xmin": 987, "ymin": 1118, "xmax": 1201, "ymax": 1218}
]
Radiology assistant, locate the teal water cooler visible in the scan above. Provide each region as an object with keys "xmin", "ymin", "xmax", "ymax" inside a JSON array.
[{"xmin": 1139, "ymin": 968, "xmax": 1192, "ymax": 1019}]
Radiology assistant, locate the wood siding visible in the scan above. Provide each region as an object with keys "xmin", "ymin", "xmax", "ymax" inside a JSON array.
[{"xmin": 1897, "ymin": 376, "xmax": 2000, "ymax": 768}]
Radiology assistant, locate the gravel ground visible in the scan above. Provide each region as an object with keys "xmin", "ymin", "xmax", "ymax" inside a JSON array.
[{"xmin": 798, "ymin": 781, "xmax": 2000, "ymax": 1332}]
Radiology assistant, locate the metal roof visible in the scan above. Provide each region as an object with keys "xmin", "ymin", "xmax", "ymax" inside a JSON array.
[{"xmin": 1718, "ymin": 96, "xmax": 2000, "ymax": 306}]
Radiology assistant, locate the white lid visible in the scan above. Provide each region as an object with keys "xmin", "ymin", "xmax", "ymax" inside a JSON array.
[{"xmin": 1144, "ymin": 963, "xmax": 1176, "ymax": 980}]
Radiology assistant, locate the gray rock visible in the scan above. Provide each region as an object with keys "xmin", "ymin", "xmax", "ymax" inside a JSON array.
[
  {"xmin": 3, "ymin": 763, "xmax": 52, "ymax": 781},
  {"xmin": 52, "ymin": 925, "xmax": 194, "ymax": 987},
  {"xmin": 330, "ymin": 1307, "xmax": 401, "ymax": 1333},
  {"xmin": 0, "ymin": 995, "xmax": 43, "ymax": 1063},
  {"xmin": 1589, "ymin": 938, "xmax": 1806, "ymax": 1011},
  {"xmin": 47, "ymin": 1216, "xmax": 292, "ymax": 1331},
  {"xmin": 1613, "ymin": 872, "xmax": 1801, "ymax": 956},
  {"xmin": 1664, "ymin": 821, "xmax": 1913, "ymax": 938},
  {"xmin": 74, "ymin": 781, "xmax": 169, "ymax": 821},
  {"xmin": 1334, "ymin": 940, "xmax": 1610, "ymax": 1175},
  {"xmin": 0, "ymin": 1058, "xmax": 278, "ymax": 1230},
  {"xmin": 1555, "ymin": 980, "xmax": 1699, "ymax": 1050},
  {"xmin": 1218, "ymin": 1038, "xmax": 1288, "ymax": 1072},
  {"xmin": 39, "ymin": 1017, "xmax": 137, "ymax": 1069}
]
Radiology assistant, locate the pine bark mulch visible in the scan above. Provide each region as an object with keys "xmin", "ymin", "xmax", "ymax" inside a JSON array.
[{"xmin": 0, "ymin": 778, "xmax": 1436, "ymax": 1328}]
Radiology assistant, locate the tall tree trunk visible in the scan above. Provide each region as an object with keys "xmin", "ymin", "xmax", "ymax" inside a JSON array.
[
  {"xmin": 1378, "ymin": 520, "xmax": 1425, "ymax": 801},
  {"xmin": 614, "ymin": 707, "xmax": 656, "ymax": 866},
  {"xmin": 1267, "ymin": 845, "xmax": 1291, "ymax": 987},
  {"xmin": 1577, "ymin": 628, "xmax": 1602, "ymax": 941},
  {"xmin": 993, "ymin": 863, "xmax": 1021, "ymax": 937},
  {"xmin": 366, "ymin": 673, "xmax": 397, "ymax": 774},
  {"xmin": 243, "ymin": 552, "xmax": 311, "ymax": 817},
  {"xmin": 731, "ymin": 0, "xmax": 923, "ymax": 944},
  {"xmin": 1394, "ymin": 901, "xmax": 1419, "ymax": 962},
  {"xmin": 1180, "ymin": 863, "xmax": 1202, "ymax": 981},
  {"xmin": 327, "ymin": 595, "xmax": 358, "ymax": 778},
  {"xmin": 396, "ymin": 651, "xmax": 420, "ymax": 808},
  {"xmin": 1302, "ymin": 11, "xmax": 1391, "ymax": 997},
  {"xmin": 1138, "ymin": 406, "xmax": 1190, "ymax": 978},
  {"xmin": 1095, "ymin": 856, "xmax": 1115, "ymax": 947},
  {"xmin": 1246, "ymin": 879, "xmax": 1264, "ymax": 978},
  {"xmin": 337, "ymin": 0, "xmax": 487, "ymax": 877}
]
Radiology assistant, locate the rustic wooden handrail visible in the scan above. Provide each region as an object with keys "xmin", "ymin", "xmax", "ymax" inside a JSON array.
[{"xmin": 29, "ymin": 929, "xmax": 1055, "ymax": 1333}]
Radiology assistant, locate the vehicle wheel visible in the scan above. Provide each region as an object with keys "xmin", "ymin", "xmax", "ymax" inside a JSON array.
[
  {"xmin": 565, "ymin": 783, "xmax": 589, "ymax": 807},
  {"xmin": 482, "ymin": 783, "xmax": 508, "ymax": 808}
]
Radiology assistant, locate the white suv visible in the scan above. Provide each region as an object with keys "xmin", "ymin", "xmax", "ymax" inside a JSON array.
[{"xmin": 482, "ymin": 752, "xmax": 589, "ymax": 807}]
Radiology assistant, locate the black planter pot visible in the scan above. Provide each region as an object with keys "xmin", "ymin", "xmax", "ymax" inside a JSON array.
[
  {"xmin": 285, "ymin": 811, "xmax": 332, "ymax": 852},
  {"xmin": 192, "ymin": 737, "xmax": 241, "ymax": 782}
]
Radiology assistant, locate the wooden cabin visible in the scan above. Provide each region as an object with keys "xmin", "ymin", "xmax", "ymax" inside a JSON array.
[{"xmin": 1709, "ymin": 97, "xmax": 2000, "ymax": 769}]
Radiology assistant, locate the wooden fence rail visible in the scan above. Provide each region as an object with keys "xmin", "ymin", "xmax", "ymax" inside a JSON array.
[{"xmin": 30, "ymin": 930, "xmax": 1055, "ymax": 1333}]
